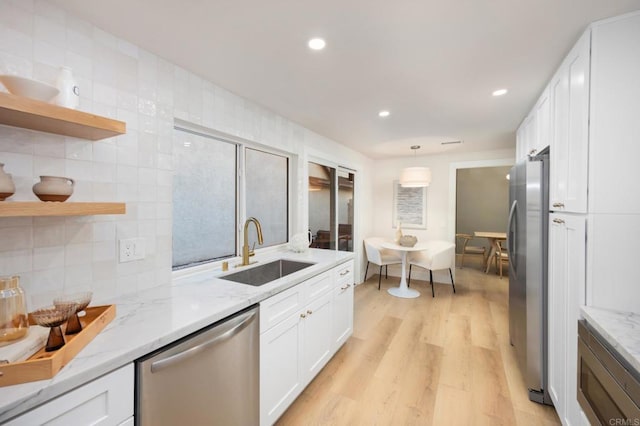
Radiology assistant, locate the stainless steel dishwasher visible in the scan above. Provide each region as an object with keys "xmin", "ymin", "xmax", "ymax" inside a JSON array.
[{"xmin": 135, "ymin": 305, "xmax": 259, "ymax": 425}]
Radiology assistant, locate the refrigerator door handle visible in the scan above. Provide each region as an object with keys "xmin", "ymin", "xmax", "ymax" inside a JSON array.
[{"xmin": 507, "ymin": 200, "xmax": 517, "ymax": 273}]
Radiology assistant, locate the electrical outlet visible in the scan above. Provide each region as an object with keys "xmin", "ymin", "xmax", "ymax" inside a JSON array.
[
  {"xmin": 119, "ymin": 238, "xmax": 135, "ymax": 263},
  {"xmin": 119, "ymin": 238, "xmax": 145, "ymax": 263}
]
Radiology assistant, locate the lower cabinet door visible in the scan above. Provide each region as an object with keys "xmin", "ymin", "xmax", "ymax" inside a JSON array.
[
  {"xmin": 548, "ymin": 213, "xmax": 586, "ymax": 425},
  {"xmin": 6, "ymin": 364, "xmax": 133, "ymax": 426},
  {"xmin": 301, "ymin": 291, "xmax": 333, "ymax": 383},
  {"xmin": 332, "ymin": 282, "xmax": 354, "ymax": 351},
  {"xmin": 260, "ymin": 312, "xmax": 304, "ymax": 426}
]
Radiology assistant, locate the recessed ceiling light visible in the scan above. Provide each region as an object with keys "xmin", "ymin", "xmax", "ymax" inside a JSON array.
[
  {"xmin": 378, "ymin": 110, "xmax": 390, "ymax": 118},
  {"xmin": 492, "ymin": 88, "xmax": 508, "ymax": 97},
  {"xmin": 308, "ymin": 38, "xmax": 326, "ymax": 50}
]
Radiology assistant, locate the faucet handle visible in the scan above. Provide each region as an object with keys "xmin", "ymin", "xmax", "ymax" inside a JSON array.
[{"xmin": 249, "ymin": 241, "xmax": 256, "ymax": 257}]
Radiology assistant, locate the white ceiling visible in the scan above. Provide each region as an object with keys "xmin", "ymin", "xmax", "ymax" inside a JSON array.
[{"xmin": 51, "ymin": 0, "xmax": 640, "ymax": 159}]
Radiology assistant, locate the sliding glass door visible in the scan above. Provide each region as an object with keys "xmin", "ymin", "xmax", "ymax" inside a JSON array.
[{"xmin": 308, "ymin": 162, "xmax": 354, "ymax": 252}]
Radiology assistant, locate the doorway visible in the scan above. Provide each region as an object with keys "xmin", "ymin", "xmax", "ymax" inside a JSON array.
[
  {"xmin": 448, "ymin": 158, "xmax": 514, "ymax": 271},
  {"xmin": 308, "ymin": 162, "xmax": 354, "ymax": 252},
  {"xmin": 456, "ymin": 166, "xmax": 511, "ymax": 254}
]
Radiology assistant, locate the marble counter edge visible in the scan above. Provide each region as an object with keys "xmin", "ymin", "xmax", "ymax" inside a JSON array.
[
  {"xmin": 580, "ymin": 306, "xmax": 640, "ymax": 374},
  {"xmin": 0, "ymin": 250, "xmax": 355, "ymax": 422}
]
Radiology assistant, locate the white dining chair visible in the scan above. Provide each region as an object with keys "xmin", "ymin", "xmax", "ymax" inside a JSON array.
[
  {"xmin": 407, "ymin": 240, "xmax": 456, "ymax": 297},
  {"xmin": 363, "ymin": 237, "xmax": 403, "ymax": 290}
]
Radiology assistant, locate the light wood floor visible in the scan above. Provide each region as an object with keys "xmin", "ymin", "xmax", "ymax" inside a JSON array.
[{"xmin": 276, "ymin": 256, "xmax": 560, "ymax": 426}]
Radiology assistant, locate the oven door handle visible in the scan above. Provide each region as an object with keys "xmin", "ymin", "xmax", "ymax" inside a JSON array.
[{"xmin": 150, "ymin": 310, "xmax": 256, "ymax": 373}]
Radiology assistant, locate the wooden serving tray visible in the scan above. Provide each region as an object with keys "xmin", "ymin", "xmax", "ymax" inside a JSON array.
[{"xmin": 0, "ymin": 305, "xmax": 115, "ymax": 387}]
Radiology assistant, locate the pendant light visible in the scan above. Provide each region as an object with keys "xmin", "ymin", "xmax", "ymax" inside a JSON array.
[{"xmin": 400, "ymin": 145, "xmax": 431, "ymax": 187}]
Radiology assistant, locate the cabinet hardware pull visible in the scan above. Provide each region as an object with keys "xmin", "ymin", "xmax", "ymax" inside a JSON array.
[
  {"xmin": 300, "ymin": 313, "xmax": 306, "ymax": 318},
  {"xmin": 340, "ymin": 285, "xmax": 349, "ymax": 290},
  {"xmin": 553, "ymin": 218, "xmax": 565, "ymax": 224},
  {"xmin": 307, "ymin": 310, "xmax": 313, "ymax": 315},
  {"xmin": 340, "ymin": 270, "xmax": 349, "ymax": 276},
  {"xmin": 552, "ymin": 202, "xmax": 565, "ymax": 208}
]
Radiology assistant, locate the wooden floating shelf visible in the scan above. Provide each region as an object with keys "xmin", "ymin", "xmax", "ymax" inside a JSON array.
[
  {"xmin": 0, "ymin": 92, "xmax": 126, "ymax": 140},
  {"xmin": 0, "ymin": 202, "xmax": 126, "ymax": 217}
]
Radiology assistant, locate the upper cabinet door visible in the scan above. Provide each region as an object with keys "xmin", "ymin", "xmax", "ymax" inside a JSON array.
[
  {"xmin": 549, "ymin": 31, "xmax": 590, "ymax": 213},
  {"xmin": 516, "ymin": 113, "xmax": 535, "ymax": 161},
  {"xmin": 588, "ymin": 12, "xmax": 640, "ymax": 215},
  {"xmin": 533, "ymin": 86, "xmax": 550, "ymax": 155},
  {"xmin": 517, "ymin": 85, "xmax": 550, "ymax": 162}
]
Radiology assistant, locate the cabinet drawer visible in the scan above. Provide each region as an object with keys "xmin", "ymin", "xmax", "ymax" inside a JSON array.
[
  {"xmin": 260, "ymin": 284, "xmax": 304, "ymax": 333},
  {"xmin": 334, "ymin": 261, "xmax": 354, "ymax": 285},
  {"xmin": 305, "ymin": 271, "xmax": 332, "ymax": 301},
  {"xmin": 6, "ymin": 364, "xmax": 133, "ymax": 426}
]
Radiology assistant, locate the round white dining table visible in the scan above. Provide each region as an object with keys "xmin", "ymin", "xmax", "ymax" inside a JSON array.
[{"xmin": 379, "ymin": 241, "xmax": 430, "ymax": 298}]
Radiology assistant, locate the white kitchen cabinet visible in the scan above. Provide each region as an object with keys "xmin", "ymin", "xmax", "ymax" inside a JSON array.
[
  {"xmin": 5, "ymin": 364, "xmax": 133, "ymax": 426},
  {"xmin": 332, "ymin": 260, "xmax": 354, "ymax": 351},
  {"xmin": 548, "ymin": 213, "xmax": 586, "ymax": 425},
  {"xmin": 119, "ymin": 417, "xmax": 134, "ymax": 426},
  {"xmin": 549, "ymin": 30, "xmax": 590, "ymax": 214},
  {"xmin": 260, "ymin": 269, "xmax": 337, "ymax": 426},
  {"xmin": 516, "ymin": 122, "xmax": 525, "ymax": 161},
  {"xmin": 516, "ymin": 113, "xmax": 534, "ymax": 161},
  {"xmin": 516, "ymin": 86, "xmax": 549, "ymax": 161},
  {"xmin": 260, "ymin": 302, "xmax": 305, "ymax": 426},
  {"xmin": 533, "ymin": 85, "xmax": 550, "ymax": 155},
  {"xmin": 588, "ymin": 12, "xmax": 640, "ymax": 215},
  {"xmin": 301, "ymin": 291, "xmax": 333, "ymax": 381}
]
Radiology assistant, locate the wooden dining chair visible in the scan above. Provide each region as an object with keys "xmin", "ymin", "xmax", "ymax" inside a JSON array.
[
  {"xmin": 363, "ymin": 237, "xmax": 402, "ymax": 290},
  {"xmin": 455, "ymin": 233, "xmax": 486, "ymax": 269},
  {"xmin": 407, "ymin": 240, "xmax": 456, "ymax": 297},
  {"xmin": 494, "ymin": 239, "xmax": 509, "ymax": 278}
]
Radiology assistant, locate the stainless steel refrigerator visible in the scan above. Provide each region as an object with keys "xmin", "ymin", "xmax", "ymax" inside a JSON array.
[{"xmin": 507, "ymin": 148, "xmax": 552, "ymax": 405}]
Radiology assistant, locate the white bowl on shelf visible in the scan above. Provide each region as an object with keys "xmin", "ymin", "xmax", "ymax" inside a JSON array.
[{"xmin": 0, "ymin": 75, "xmax": 59, "ymax": 102}]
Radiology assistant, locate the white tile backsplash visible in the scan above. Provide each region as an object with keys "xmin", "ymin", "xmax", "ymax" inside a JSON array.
[
  {"xmin": 0, "ymin": 1, "xmax": 367, "ymax": 306},
  {"xmin": 33, "ymin": 246, "xmax": 65, "ymax": 271}
]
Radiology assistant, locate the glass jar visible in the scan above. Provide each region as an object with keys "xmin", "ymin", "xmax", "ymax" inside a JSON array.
[{"xmin": 0, "ymin": 276, "xmax": 28, "ymax": 346}]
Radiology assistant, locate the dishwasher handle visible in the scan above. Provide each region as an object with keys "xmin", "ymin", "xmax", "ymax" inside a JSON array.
[{"xmin": 150, "ymin": 309, "xmax": 257, "ymax": 373}]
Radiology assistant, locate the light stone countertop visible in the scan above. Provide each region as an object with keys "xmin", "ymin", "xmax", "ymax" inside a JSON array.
[
  {"xmin": 580, "ymin": 306, "xmax": 640, "ymax": 373},
  {"xmin": 0, "ymin": 248, "xmax": 355, "ymax": 423}
]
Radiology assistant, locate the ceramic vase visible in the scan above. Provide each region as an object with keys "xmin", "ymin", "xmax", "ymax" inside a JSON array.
[
  {"xmin": 395, "ymin": 222, "xmax": 403, "ymax": 243},
  {"xmin": 0, "ymin": 163, "xmax": 16, "ymax": 201},
  {"xmin": 33, "ymin": 176, "xmax": 74, "ymax": 202},
  {"xmin": 55, "ymin": 67, "xmax": 79, "ymax": 109}
]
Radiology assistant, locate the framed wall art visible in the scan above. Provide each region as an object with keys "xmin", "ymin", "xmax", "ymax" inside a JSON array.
[{"xmin": 392, "ymin": 180, "xmax": 427, "ymax": 229}]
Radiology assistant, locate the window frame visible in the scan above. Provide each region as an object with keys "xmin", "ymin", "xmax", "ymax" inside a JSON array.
[
  {"xmin": 307, "ymin": 155, "xmax": 356, "ymax": 253},
  {"xmin": 173, "ymin": 119, "xmax": 293, "ymax": 271}
]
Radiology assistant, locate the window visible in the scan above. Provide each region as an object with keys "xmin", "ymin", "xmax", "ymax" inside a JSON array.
[
  {"xmin": 245, "ymin": 148, "xmax": 289, "ymax": 247},
  {"xmin": 173, "ymin": 128, "xmax": 236, "ymax": 267},
  {"xmin": 172, "ymin": 126, "xmax": 290, "ymax": 269}
]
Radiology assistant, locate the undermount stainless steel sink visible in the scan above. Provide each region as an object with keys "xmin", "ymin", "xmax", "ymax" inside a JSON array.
[{"xmin": 220, "ymin": 259, "xmax": 315, "ymax": 286}]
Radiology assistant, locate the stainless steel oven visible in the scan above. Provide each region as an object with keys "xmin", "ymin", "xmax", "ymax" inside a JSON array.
[{"xmin": 577, "ymin": 320, "xmax": 640, "ymax": 425}]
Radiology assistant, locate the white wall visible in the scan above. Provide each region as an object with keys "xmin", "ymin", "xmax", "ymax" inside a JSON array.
[
  {"xmin": 0, "ymin": 1, "xmax": 372, "ymax": 308},
  {"xmin": 369, "ymin": 149, "xmax": 515, "ymax": 283}
]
